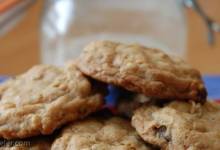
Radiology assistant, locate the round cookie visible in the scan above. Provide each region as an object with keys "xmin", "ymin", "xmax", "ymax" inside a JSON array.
[
  {"xmin": 132, "ymin": 101, "xmax": 220, "ymax": 150},
  {"xmin": 0, "ymin": 64, "xmax": 103, "ymax": 139},
  {"xmin": 77, "ymin": 41, "xmax": 207, "ymax": 102},
  {"xmin": 51, "ymin": 117, "xmax": 152, "ymax": 150}
]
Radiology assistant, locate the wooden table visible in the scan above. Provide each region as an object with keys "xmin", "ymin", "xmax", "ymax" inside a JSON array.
[
  {"xmin": 187, "ymin": 0, "xmax": 220, "ymax": 74},
  {"xmin": 0, "ymin": 0, "xmax": 219, "ymax": 75},
  {"xmin": 0, "ymin": 0, "xmax": 42, "ymax": 75}
]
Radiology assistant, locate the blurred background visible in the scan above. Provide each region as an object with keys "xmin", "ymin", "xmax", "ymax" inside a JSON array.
[{"xmin": 0, "ymin": 0, "xmax": 220, "ymax": 75}]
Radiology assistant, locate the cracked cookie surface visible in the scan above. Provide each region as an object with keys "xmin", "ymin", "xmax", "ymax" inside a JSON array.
[
  {"xmin": 77, "ymin": 41, "xmax": 206, "ymax": 102},
  {"xmin": 0, "ymin": 64, "xmax": 103, "ymax": 139},
  {"xmin": 51, "ymin": 117, "xmax": 152, "ymax": 150},
  {"xmin": 132, "ymin": 101, "xmax": 220, "ymax": 150}
]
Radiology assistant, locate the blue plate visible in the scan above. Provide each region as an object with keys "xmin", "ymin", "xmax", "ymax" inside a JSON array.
[
  {"xmin": 203, "ymin": 75, "xmax": 220, "ymax": 100},
  {"xmin": 0, "ymin": 76, "xmax": 8, "ymax": 83}
]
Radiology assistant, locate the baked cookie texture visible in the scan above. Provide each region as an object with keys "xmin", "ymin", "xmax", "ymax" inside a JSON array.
[
  {"xmin": 51, "ymin": 117, "xmax": 152, "ymax": 150},
  {"xmin": 77, "ymin": 40, "xmax": 207, "ymax": 102},
  {"xmin": 132, "ymin": 101, "xmax": 220, "ymax": 150},
  {"xmin": 0, "ymin": 64, "xmax": 103, "ymax": 139},
  {"xmin": 117, "ymin": 93, "xmax": 151, "ymax": 117}
]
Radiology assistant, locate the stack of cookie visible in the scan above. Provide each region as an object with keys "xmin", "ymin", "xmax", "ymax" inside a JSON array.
[{"xmin": 0, "ymin": 41, "xmax": 219, "ymax": 150}]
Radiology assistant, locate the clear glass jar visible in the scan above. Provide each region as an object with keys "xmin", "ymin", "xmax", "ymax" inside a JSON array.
[{"xmin": 41, "ymin": 0, "xmax": 187, "ymax": 65}]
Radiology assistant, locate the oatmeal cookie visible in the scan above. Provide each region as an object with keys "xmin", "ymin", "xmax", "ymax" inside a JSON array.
[
  {"xmin": 77, "ymin": 41, "xmax": 206, "ymax": 102},
  {"xmin": 132, "ymin": 101, "xmax": 220, "ymax": 150},
  {"xmin": 0, "ymin": 64, "xmax": 103, "ymax": 139},
  {"xmin": 51, "ymin": 117, "xmax": 152, "ymax": 150}
]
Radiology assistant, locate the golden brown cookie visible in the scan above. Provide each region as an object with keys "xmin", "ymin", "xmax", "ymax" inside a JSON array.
[
  {"xmin": 0, "ymin": 64, "xmax": 103, "ymax": 139},
  {"xmin": 132, "ymin": 101, "xmax": 220, "ymax": 150},
  {"xmin": 77, "ymin": 40, "xmax": 207, "ymax": 102},
  {"xmin": 117, "ymin": 93, "xmax": 151, "ymax": 118},
  {"xmin": 51, "ymin": 117, "xmax": 152, "ymax": 150}
]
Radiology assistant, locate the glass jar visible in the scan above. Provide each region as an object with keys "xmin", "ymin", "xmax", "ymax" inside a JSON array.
[{"xmin": 41, "ymin": 0, "xmax": 187, "ymax": 65}]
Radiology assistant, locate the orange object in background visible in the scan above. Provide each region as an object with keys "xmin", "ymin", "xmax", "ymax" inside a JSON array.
[
  {"xmin": 0, "ymin": 0, "xmax": 23, "ymax": 13},
  {"xmin": 186, "ymin": 0, "xmax": 220, "ymax": 74},
  {"xmin": 0, "ymin": 0, "xmax": 219, "ymax": 75},
  {"xmin": 0, "ymin": 0, "xmax": 42, "ymax": 75}
]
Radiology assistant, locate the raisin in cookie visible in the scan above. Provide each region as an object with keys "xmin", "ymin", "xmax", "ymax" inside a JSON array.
[
  {"xmin": 132, "ymin": 101, "xmax": 220, "ymax": 150},
  {"xmin": 51, "ymin": 117, "xmax": 152, "ymax": 150},
  {"xmin": 76, "ymin": 41, "xmax": 206, "ymax": 102},
  {"xmin": 0, "ymin": 64, "xmax": 103, "ymax": 139}
]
